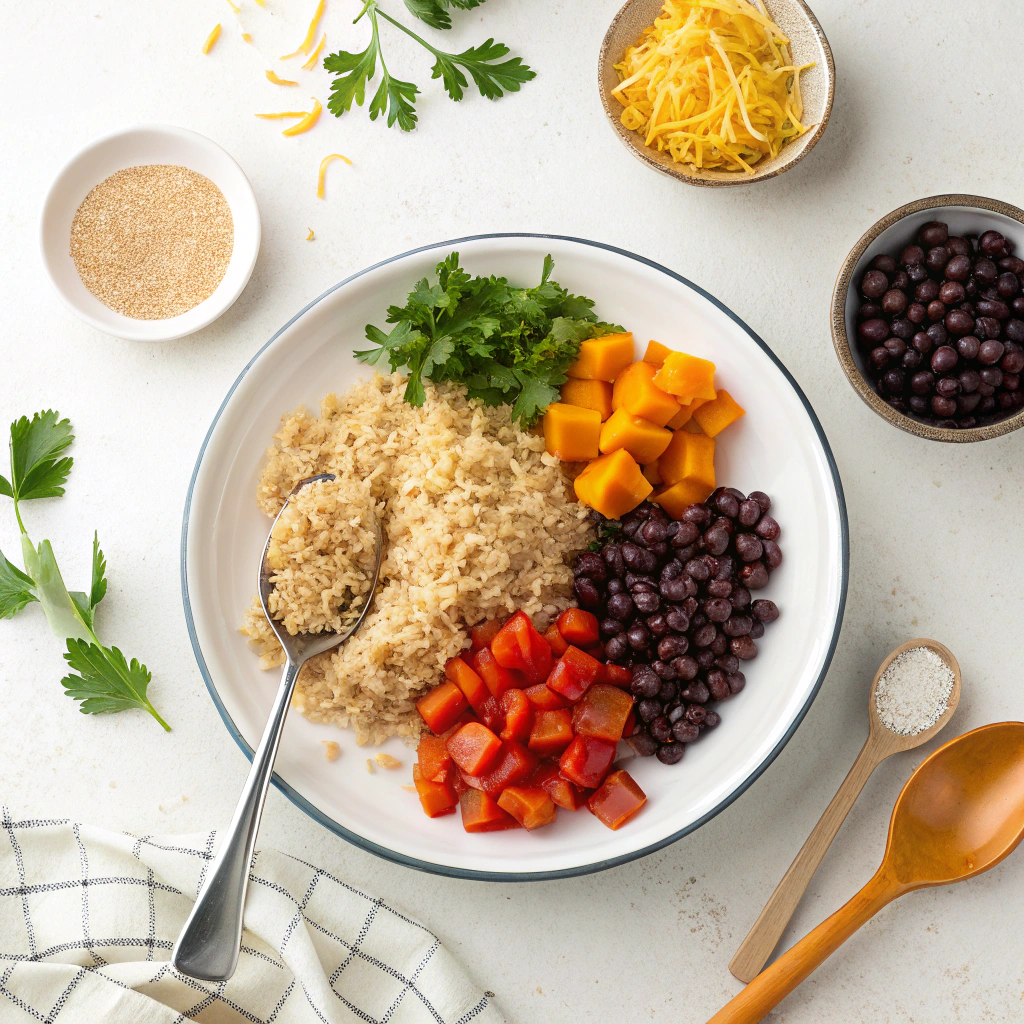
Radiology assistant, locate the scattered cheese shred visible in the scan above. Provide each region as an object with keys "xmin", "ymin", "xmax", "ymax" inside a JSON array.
[
  {"xmin": 306, "ymin": 227, "xmax": 315, "ymax": 240},
  {"xmin": 255, "ymin": 111, "xmax": 308, "ymax": 119},
  {"xmin": 401, "ymin": 785, "xmax": 416, "ymax": 793},
  {"xmin": 317, "ymin": 152, "xmax": 352, "ymax": 198},
  {"xmin": 242, "ymin": 32, "xmax": 253, "ymax": 44},
  {"xmin": 611, "ymin": 0, "xmax": 815, "ymax": 175},
  {"xmin": 374, "ymin": 753, "xmax": 402, "ymax": 770},
  {"xmin": 302, "ymin": 33, "xmax": 327, "ymax": 70},
  {"xmin": 321, "ymin": 740, "xmax": 340, "ymax": 761},
  {"xmin": 253, "ymin": 0, "xmax": 267, "ymax": 7},
  {"xmin": 280, "ymin": 47, "xmax": 305, "ymax": 60},
  {"xmin": 225, "ymin": 0, "xmax": 240, "ymax": 12},
  {"xmin": 298, "ymin": 0, "xmax": 326, "ymax": 54},
  {"xmin": 365, "ymin": 758, "xmax": 376, "ymax": 774},
  {"xmin": 266, "ymin": 70, "xmax": 299, "ymax": 86},
  {"xmin": 202, "ymin": 24, "xmax": 222, "ymax": 54},
  {"xmin": 282, "ymin": 98, "xmax": 322, "ymax": 135}
]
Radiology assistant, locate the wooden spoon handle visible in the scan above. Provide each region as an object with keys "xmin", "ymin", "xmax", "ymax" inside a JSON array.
[
  {"xmin": 709, "ymin": 871, "xmax": 898, "ymax": 1024},
  {"xmin": 729, "ymin": 735, "xmax": 885, "ymax": 982}
]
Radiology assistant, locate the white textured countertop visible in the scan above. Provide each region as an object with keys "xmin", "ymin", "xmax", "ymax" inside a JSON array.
[{"xmin": 2, "ymin": 1, "xmax": 1023, "ymax": 1020}]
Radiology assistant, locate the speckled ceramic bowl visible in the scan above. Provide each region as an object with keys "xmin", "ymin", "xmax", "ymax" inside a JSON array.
[
  {"xmin": 598, "ymin": 0, "xmax": 834, "ymax": 186},
  {"xmin": 831, "ymin": 194, "xmax": 1024, "ymax": 443}
]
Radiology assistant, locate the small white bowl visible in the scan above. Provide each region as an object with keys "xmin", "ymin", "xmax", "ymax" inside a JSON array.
[{"xmin": 39, "ymin": 124, "xmax": 260, "ymax": 342}]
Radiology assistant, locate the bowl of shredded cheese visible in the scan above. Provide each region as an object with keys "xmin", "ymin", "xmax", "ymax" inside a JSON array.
[{"xmin": 600, "ymin": 0, "xmax": 834, "ymax": 186}]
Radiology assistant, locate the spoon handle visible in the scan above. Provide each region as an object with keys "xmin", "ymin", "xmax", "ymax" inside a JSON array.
[
  {"xmin": 172, "ymin": 658, "xmax": 302, "ymax": 982},
  {"xmin": 729, "ymin": 733, "xmax": 885, "ymax": 982},
  {"xmin": 710, "ymin": 871, "xmax": 898, "ymax": 1024}
]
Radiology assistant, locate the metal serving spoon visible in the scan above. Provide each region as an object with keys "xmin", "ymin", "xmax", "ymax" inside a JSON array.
[{"xmin": 172, "ymin": 474, "xmax": 383, "ymax": 982}]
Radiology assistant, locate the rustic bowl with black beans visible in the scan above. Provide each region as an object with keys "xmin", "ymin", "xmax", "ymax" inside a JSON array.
[{"xmin": 832, "ymin": 194, "xmax": 1024, "ymax": 442}]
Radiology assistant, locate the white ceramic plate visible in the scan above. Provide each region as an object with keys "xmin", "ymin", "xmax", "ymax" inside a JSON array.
[
  {"xmin": 183, "ymin": 235, "xmax": 848, "ymax": 880},
  {"xmin": 40, "ymin": 124, "xmax": 260, "ymax": 342}
]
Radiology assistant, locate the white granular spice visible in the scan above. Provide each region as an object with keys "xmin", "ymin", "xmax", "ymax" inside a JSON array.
[
  {"xmin": 874, "ymin": 646, "xmax": 954, "ymax": 735},
  {"xmin": 70, "ymin": 164, "xmax": 233, "ymax": 320}
]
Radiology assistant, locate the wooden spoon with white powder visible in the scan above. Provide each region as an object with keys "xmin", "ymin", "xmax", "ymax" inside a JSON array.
[{"xmin": 729, "ymin": 638, "xmax": 961, "ymax": 983}]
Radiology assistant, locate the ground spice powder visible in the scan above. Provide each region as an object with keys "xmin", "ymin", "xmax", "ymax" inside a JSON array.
[
  {"xmin": 70, "ymin": 164, "xmax": 233, "ymax": 320},
  {"xmin": 874, "ymin": 646, "xmax": 954, "ymax": 736}
]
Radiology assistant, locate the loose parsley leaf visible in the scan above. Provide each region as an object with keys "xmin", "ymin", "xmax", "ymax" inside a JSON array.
[
  {"xmin": 429, "ymin": 39, "xmax": 536, "ymax": 102},
  {"xmin": 403, "ymin": 0, "xmax": 452, "ymax": 30},
  {"xmin": 90, "ymin": 532, "xmax": 107, "ymax": 610},
  {"xmin": 0, "ymin": 548, "xmax": 36, "ymax": 619},
  {"xmin": 369, "ymin": 66, "xmax": 419, "ymax": 131},
  {"xmin": 62, "ymin": 638, "xmax": 169, "ymax": 729},
  {"xmin": 3, "ymin": 410, "xmax": 74, "ymax": 503}
]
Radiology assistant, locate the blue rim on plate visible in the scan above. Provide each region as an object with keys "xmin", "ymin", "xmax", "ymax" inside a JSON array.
[{"xmin": 181, "ymin": 233, "xmax": 850, "ymax": 882}]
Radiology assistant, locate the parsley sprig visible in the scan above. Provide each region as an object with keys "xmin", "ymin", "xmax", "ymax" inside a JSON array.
[
  {"xmin": 355, "ymin": 253, "xmax": 623, "ymax": 426},
  {"xmin": 0, "ymin": 412, "xmax": 169, "ymax": 730},
  {"xmin": 325, "ymin": 0, "xmax": 534, "ymax": 131}
]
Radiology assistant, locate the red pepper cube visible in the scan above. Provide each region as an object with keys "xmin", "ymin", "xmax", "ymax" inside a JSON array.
[
  {"xmin": 459, "ymin": 789, "xmax": 521, "ymax": 832},
  {"xmin": 622, "ymin": 708, "xmax": 637, "ymax": 738},
  {"xmin": 417, "ymin": 733, "xmax": 453, "ymax": 784},
  {"xmin": 572, "ymin": 684, "xmax": 634, "ymax": 743},
  {"xmin": 559, "ymin": 734, "xmax": 617, "ymax": 789},
  {"xmin": 587, "ymin": 769, "xmax": 647, "ymax": 830},
  {"xmin": 499, "ymin": 689, "xmax": 533, "ymax": 742},
  {"xmin": 597, "ymin": 663, "xmax": 633, "ymax": 687},
  {"xmin": 542, "ymin": 624, "xmax": 569, "ymax": 658},
  {"xmin": 446, "ymin": 722, "xmax": 502, "ymax": 777},
  {"xmin": 412, "ymin": 764, "xmax": 458, "ymax": 818},
  {"xmin": 547, "ymin": 646, "xmax": 603, "ymax": 702},
  {"xmin": 470, "ymin": 618, "xmax": 503, "ymax": 650},
  {"xmin": 497, "ymin": 786, "xmax": 558, "ymax": 831},
  {"xmin": 472, "ymin": 648, "xmax": 525, "ymax": 699},
  {"xmin": 490, "ymin": 611, "xmax": 552, "ymax": 685},
  {"xmin": 528, "ymin": 709, "xmax": 574, "ymax": 757},
  {"xmin": 479, "ymin": 695, "xmax": 505, "ymax": 734},
  {"xmin": 416, "ymin": 681, "xmax": 468, "ymax": 735},
  {"xmin": 523, "ymin": 682, "xmax": 571, "ymax": 710},
  {"xmin": 557, "ymin": 608, "xmax": 600, "ymax": 647},
  {"xmin": 479, "ymin": 740, "xmax": 539, "ymax": 798},
  {"xmin": 444, "ymin": 656, "xmax": 490, "ymax": 717},
  {"xmin": 529, "ymin": 761, "xmax": 585, "ymax": 811}
]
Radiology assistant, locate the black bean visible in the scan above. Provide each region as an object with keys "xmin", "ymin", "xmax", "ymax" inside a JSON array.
[
  {"xmin": 861, "ymin": 269, "xmax": 889, "ymax": 298},
  {"xmin": 716, "ymin": 654, "xmax": 740, "ymax": 673},
  {"xmin": 722, "ymin": 615, "xmax": 752, "ymax": 637},
  {"xmin": 731, "ymin": 636, "xmax": 758, "ymax": 660},
  {"xmin": 727, "ymin": 672, "xmax": 747, "ymax": 695},
  {"xmin": 704, "ymin": 710, "xmax": 721, "ymax": 728},
  {"xmin": 658, "ymin": 636, "xmax": 689, "ymax": 661},
  {"xmin": 978, "ymin": 339, "xmax": 1005, "ymax": 365},
  {"xmin": 630, "ymin": 666, "xmax": 661, "ymax": 698},
  {"xmin": 647, "ymin": 614, "xmax": 669, "ymax": 637},
  {"xmin": 705, "ymin": 597, "xmax": 732, "ymax": 623},
  {"xmin": 891, "ymin": 318, "xmax": 915, "ymax": 339},
  {"xmin": 602, "ymin": 543, "xmax": 625, "ymax": 577},
  {"xmin": 947, "ymin": 237, "xmax": 971, "ymax": 257},
  {"xmin": 673, "ymin": 657, "xmax": 699, "ymax": 682},
  {"xmin": 734, "ymin": 534, "xmax": 764, "ymax": 562},
  {"xmin": 665, "ymin": 608, "xmax": 691, "ymax": 633},
  {"xmin": 652, "ymin": 659, "xmax": 676, "ymax": 680},
  {"xmin": 630, "ymin": 731, "xmax": 659, "ymax": 757},
  {"xmin": 685, "ymin": 703, "xmax": 708, "ymax": 726},
  {"xmin": 915, "ymin": 278, "xmax": 939, "ymax": 303},
  {"xmin": 926, "ymin": 246, "xmax": 950, "ymax": 272},
  {"xmin": 660, "ymin": 577, "xmax": 690, "ymax": 602},
  {"xmin": 754, "ymin": 515, "xmax": 780, "ymax": 540},
  {"xmin": 606, "ymin": 592, "xmax": 633, "ymax": 621},
  {"xmin": 901, "ymin": 244, "xmax": 925, "ymax": 265},
  {"xmin": 693, "ymin": 623, "xmax": 717, "ymax": 648},
  {"xmin": 650, "ymin": 717, "xmax": 673, "ymax": 743},
  {"xmin": 882, "ymin": 289, "xmax": 907, "ymax": 315},
  {"xmin": 707, "ymin": 670, "xmax": 731, "ymax": 701},
  {"xmin": 707, "ymin": 579, "xmax": 733, "ymax": 599},
  {"xmin": 730, "ymin": 586, "xmax": 751, "ymax": 610},
  {"xmin": 627, "ymin": 623, "xmax": 650, "ymax": 650},
  {"xmin": 931, "ymin": 346, "xmax": 958, "ymax": 373},
  {"xmin": 637, "ymin": 699, "xmax": 662, "ymax": 723},
  {"xmin": 672, "ymin": 521, "xmax": 700, "ymax": 546},
  {"xmin": 573, "ymin": 577, "xmax": 601, "ymax": 608},
  {"xmin": 751, "ymin": 599, "xmax": 779, "ymax": 622},
  {"xmin": 748, "ymin": 621, "xmax": 765, "ymax": 639},
  {"xmin": 681, "ymin": 504, "xmax": 711, "ymax": 526},
  {"xmin": 685, "ymin": 557, "xmax": 711, "ymax": 581},
  {"xmin": 600, "ymin": 618, "xmax": 625, "ymax": 636},
  {"xmin": 575, "ymin": 552, "xmax": 607, "ymax": 581},
  {"xmin": 714, "ymin": 491, "xmax": 741, "ymax": 518},
  {"xmin": 672, "ymin": 720, "xmax": 700, "ymax": 743},
  {"xmin": 740, "ymin": 562, "xmax": 769, "ymax": 589},
  {"xmin": 748, "ymin": 491, "xmax": 771, "ymax": 512},
  {"xmin": 919, "ymin": 221, "xmax": 948, "ymax": 247},
  {"xmin": 633, "ymin": 589, "xmax": 660, "ymax": 615},
  {"xmin": 737, "ymin": 500, "xmax": 761, "ymax": 527},
  {"xmin": 665, "ymin": 703, "xmax": 685, "ymax": 724},
  {"xmin": 703, "ymin": 528, "xmax": 730, "ymax": 556},
  {"xmin": 606, "ymin": 634, "xmax": 629, "ymax": 662},
  {"xmin": 979, "ymin": 230, "xmax": 1005, "ymax": 256},
  {"xmin": 656, "ymin": 742, "xmax": 684, "ymax": 764},
  {"xmin": 640, "ymin": 519, "xmax": 668, "ymax": 545}
]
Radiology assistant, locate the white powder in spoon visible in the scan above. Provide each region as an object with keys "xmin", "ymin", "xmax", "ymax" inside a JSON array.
[{"xmin": 874, "ymin": 646, "xmax": 955, "ymax": 736}]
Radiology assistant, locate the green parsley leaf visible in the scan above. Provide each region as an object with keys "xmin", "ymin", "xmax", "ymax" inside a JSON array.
[
  {"xmin": 3, "ymin": 410, "xmax": 74, "ymax": 504},
  {"xmin": 429, "ymin": 39, "xmax": 536, "ymax": 102},
  {"xmin": 62, "ymin": 638, "xmax": 169, "ymax": 730},
  {"xmin": 403, "ymin": 0, "xmax": 452, "ymax": 30},
  {"xmin": 324, "ymin": 37, "xmax": 378, "ymax": 116},
  {"xmin": 0, "ymin": 547, "xmax": 36, "ymax": 619}
]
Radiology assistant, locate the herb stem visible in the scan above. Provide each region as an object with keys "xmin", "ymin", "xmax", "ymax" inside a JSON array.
[
  {"xmin": 373, "ymin": 6, "xmax": 439, "ymax": 56},
  {"xmin": 353, "ymin": 0, "xmax": 375, "ymax": 25}
]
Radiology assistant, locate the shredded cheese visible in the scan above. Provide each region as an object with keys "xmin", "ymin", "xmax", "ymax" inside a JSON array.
[
  {"xmin": 265, "ymin": 70, "xmax": 299, "ymax": 86},
  {"xmin": 255, "ymin": 111, "xmax": 308, "ymax": 119},
  {"xmin": 611, "ymin": 0, "xmax": 815, "ymax": 175},
  {"xmin": 253, "ymin": 0, "xmax": 267, "ymax": 6},
  {"xmin": 202, "ymin": 24, "xmax": 222, "ymax": 54},
  {"xmin": 306, "ymin": 228, "xmax": 315, "ymax": 240},
  {"xmin": 317, "ymin": 152, "xmax": 352, "ymax": 197},
  {"xmin": 302, "ymin": 33, "xmax": 327, "ymax": 70},
  {"xmin": 281, "ymin": 98, "xmax": 322, "ymax": 135},
  {"xmin": 299, "ymin": 0, "xmax": 326, "ymax": 54},
  {"xmin": 242, "ymin": 32, "xmax": 253, "ymax": 44},
  {"xmin": 280, "ymin": 47, "xmax": 305, "ymax": 60},
  {"xmin": 225, "ymin": 0, "xmax": 240, "ymax": 12}
]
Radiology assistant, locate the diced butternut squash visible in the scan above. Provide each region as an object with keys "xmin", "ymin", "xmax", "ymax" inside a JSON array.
[
  {"xmin": 653, "ymin": 351, "xmax": 717, "ymax": 402},
  {"xmin": 527, "ymin": 708, "xmax": 574, "ymax": 756},
  {"xmin": 543, "ymin": 403, "xmax": 601, "ymax": 462},
  {"xmin": 599, "ymin": 408, "xmax": 673, "ymax": 465},
  {"xmin": 560, "ymin": 378, "xmax": 614, "ymax": 420},
  {"xmin": 572, "ymin": 684, "xmax": 634, "ymax": 743},
  {"xmin": 642, "ymin": 339, "xmax": 673, "ymax": 367},
  {"xmin": 566, "ymin": 332, "xmax": 635, "ymax": 381},
  {"xmin": 446, "ymin": 722, "xmax": 503, "ymax": 776},
  {"xmin": 692, "ymin": 388, "xmax": 745, "ymax": 437},
  {"xmin": 559, "ymin": 734, "xmax": 617, "ymax": 789},
  {"xmin": 529, "ymin": 761, "xmax": 584, "ymax": 811},
  {"xmin": 523, "ymin": 682, "xmax": 571, "ymax": 710},
  {"xmin": 541, "ymin": 624, "xmax": 569, "ymax": 658},
  {"xmin": 478, "ymin": 740, "xmax": 538, "ymax": 797},
  {"xmin": 574, "ymin": 449, "xmax": 652, "ymax": 519},
  {"xmin": 658, "ymin": 430, "xmax": 716, "ymax": 490},
  {"xmin": 416, "ymin": 681, "xmax": 468, "ymax": 734},
  {"xmin": 417, "ymin": 734, "xmax": 453, "ymax": 784},
  {"xmin": 412, "ymin": 764, "xmax": 458, "ymax": 818},
  {"xmin": 643, "ymin": 460, "xmax": 662, "ymax": 486},
  {"xmin": 445, "ymin": 656, "xmax": 490, "ymax": 717},
  {"xmin": 665, "ymin": 395, "xmax": 703, "ymax": 430},
  {"xmin": 652, "ymin": 478, "xmax": 714, "ymax": 517},
  {"xmin": 470, "ymin": 619, "xmax": 503, "ymax": 650},
  {"xmin": 459, "ymin": 789, "xmax": 520, "ymax": 832},
  {"xmin": 499, "ymin": 688, "xmax": 534, "ymax": 742},
  {"xmin": 611, "ymin": 360, "xmax": 682, "ymax": 427},
  {"xmin": 556, "ymin": 608, "xmax": 599, "ymax": 647},
  {"xmin": 587, "ymin": 770, "xmax": 647, "ymax": 830},
  {"xmin": 497, "ymin": 785, "xmax": 557, "ymax": 830}
]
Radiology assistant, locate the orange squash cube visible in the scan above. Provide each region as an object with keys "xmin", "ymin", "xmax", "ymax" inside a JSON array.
[
  {"xmin": 692, "ymin": 388, "xmax": 745, "ymax": 437},
  {"xmin": 665, "ymin": 396, "xmax": 707, "ymax": 431},
  {"xmin": 599, "ymin": 408, "xmax": 673, "ymax": 465},
  {"xmin": 658, "ymin": 431, "xmax": 715, "ymax": 490},
  {"xmin": 497, "ymin": 785, "xmax": 558, "ymax": 830},
  {"xmin": 642, "ymin": 340, "xmax": 673, "ymax": 367},
  {"xmin": 542, "ymin": 403, "xmax": 602, "ymax": 462},
  {"xmin": 652, "ymin": 478, "xmax": 715, "ymax": 517},
  {"xmin": 611, "ymin": 361, "xmax": 682, "ymax": 427},
  {"xmin": 412, "ymin": 764, "xmax": 458, "ymax": 818},
  {"xmin": 573, "ymin": 449, "xmax": 652, "ymax": 519},
  {"xmin": 567, "ymin": 332, "xmax": 635, "ymax": 381},
  {"xmin": 653, "ymin": 351, "xmax": 717, "ymax": 403},
  {"xmin": 642, "ymin": 460, "xmax": 662, "ymax": 487},
  {"xmin": 416, "ymin": 681, "xmax": 469, "ymax": 735},
  {"xmin": 587, "ymin": 769, "xmax": 647, "ymax": 830},
  {"xmin": 560, "ymin": 378, "xmax": 614, "ymax": 420},
  {"xmin": 572, "ymin": 684, "xmax": 634, "ymax": 743},
  {"xmin": 459, "ymin": 788, "xmax": 521, "ymax": 832}
]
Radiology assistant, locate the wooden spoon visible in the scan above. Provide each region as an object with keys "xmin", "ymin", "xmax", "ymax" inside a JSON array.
[
  {"xmin": 708, "ymin": 721, "xmax": 1024, "ymax": 1024},
  {"xmin": 729, "ymin": 638, "xmax": 961, "ymax": 983}
]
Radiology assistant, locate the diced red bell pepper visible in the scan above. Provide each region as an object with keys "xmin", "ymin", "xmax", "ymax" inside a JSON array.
[
  {"xmin": 451, "ymin": 770, "xmax": 469, "ymax": 795},
  {"xmin": 479, "ymin": 695, "xmax": 506, "ymax": 734},
  {"xmin": 446, "ymin": 722, "xmax": 503, "ymax": 776},
  {"xmin": 572, "ymin": 684, "xmax": 634, "ymax": 743},
  {"xmin": 529, "ymin": 761, "xmax": 585, "ymax": 811},
  {"xmin": 472, "ymin": 648, "xmax": 526, "ymax": 699},
  {"xmin": 459, "ymin": 789, "xmax": 521, "ymax": 832},
  {"xmin": 557, "ymin": 608, "xmax": 600, "ymax": 648},
  {"xmin": 547, "ymin": 646, "xmax": 603, "ymax": 702},
  {"xmin": 479, "ymin": 740, "xmax": 538, "ymax": 797},
  {"xmin": 499, "ymin": 688, "xmax": 534, "ymax": 742},
  {"xmin": 440, "ymin": 710, "xmax": 479, "ymax": 740},
  {"xmin": 527, "ymin": 709, "xmax": 574, "ymax": 757},
  {"xmin": 470, "ymin": 619, "xmax": 503, "ymax": 650},
  {"xmin": 588, "ymin": 769, "xmax": 647, "ymax": 830},
  {"xmin": 412, "ymin": 764, "xmax": 457, "ymax": 818},
  {"xmin": 417, "ymin": 733, "xmax": 453, "ymax": 784},
  {"xmin": 490, "ymin": 611, "xmax": 553, "ymax": 685},
  {"xmin": 597, "ymin": 663, "xmax": 633, "ymax": 687},
  {"xmin": 498, "ymin": 786, "xmax": 558, "ymax": 830},
  {"xmin": 459, "ymin": 769, "xmax": 484, "ymax": 791},
  {"xmin": 542, "ymin": 624, "xmax": 569, "ymax": 658},
  {"xmin": 445, "ymin": 656, "xmax": 490, "ymax": 716},
  {"xmin": 416, "ymin": 681, "xmax": 469, "ymax": 734},
  {"xmin": 622, "ymin": 708, "xmax": 637, "ymax": 738},
  {"xmin": 523, "ymin": 682, "xmax": 571, "ymax": 710},
  {"xmin": 559, "ymin": 734, "xmax": 617, "ymax": 789}
]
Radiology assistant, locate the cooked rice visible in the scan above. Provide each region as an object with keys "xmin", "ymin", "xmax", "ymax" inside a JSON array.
[{"xmin": 242, "ymin": 373, "xmax": 594, "ymax": 745}]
